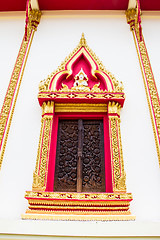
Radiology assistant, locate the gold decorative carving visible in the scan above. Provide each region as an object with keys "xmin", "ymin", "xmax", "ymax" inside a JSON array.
[
  {"xmin": 59, "ymin": 68, "xmax": 102, "ymax": 93},
  {"xmin": 55, "ymin": 103, "xmax": 107, "ymax": 113},
  {"xmin": 126, "ymin": 7, "xmax": 160, "ymax": 166},
  {"xmin": 108, "ymin": 101, "xmax": 121, "ymax": 116},
  {"xmin": 23, "ymin": 191, "xmax": 134, "ymax": 221},
  {"xmin": 126, "ymin": 8, "xmax": 137, "ymax": 31},
  {"xmin": 0, "ymin": 4, "xmax": 41, "ymax": 170},
  {"xmin": 79, "ymin": 32, "xmax": 87, "ymax": 47},
  {"xmin": 32, "ymin": 115, "xmax": 53, "ymax": 191},
  {"xmin": 117, "ymin": 118, "xmax": 126, "ymax": 191},
  {"xmin": 42, "ymin": 101, "xmax": 54, "ymax": 115},
  {"xmin": 71, "ymin": 68, "xmax": 90, "ymax": 91},
  {"xmin": 39, "ymin": 34, "xmax": 124, "ymax": 93},
  {"xmin": 108, "ymin": 102, "xmax": 126, "ymax": 192},
  {"xmin": 27, "ymin": 9, "xmax": 41, "ymax": 32},
  {"xmin": 38, "ymin": 92, "xmax": 125, "ymax": 101},
  {"xmin": 25, "ymin": 191, "xmax": 132, "ymax": 200}
]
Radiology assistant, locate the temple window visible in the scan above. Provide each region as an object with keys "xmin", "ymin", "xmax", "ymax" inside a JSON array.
[{"xmin": 22, "ymin": 34, "xmax": 135, "ymax": 221}]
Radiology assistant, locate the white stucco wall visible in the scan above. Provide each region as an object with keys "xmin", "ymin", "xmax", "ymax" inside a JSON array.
[{"xmin": 0, "ymin": 12, "xmax": 160, "ymax": 228}]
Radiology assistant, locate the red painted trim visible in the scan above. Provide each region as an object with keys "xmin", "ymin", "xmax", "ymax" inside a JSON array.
[
  {"xmin": 44, "ymin": 120, "xmax": 53, "ymax": 187},
  {"xmin": 109, "ymin": 119, "xmax": 115, "ymax": 190},
  {"xmin": 46, "ymin": 115, "xmax": 58, "ymax": 191},
  {"xmin": 49, "ymin": 45, "xmax": 114, "ymax": 92},
  {"xmin": 46, "ymin": 112, "xmax": 113, "ymax": 192},
  {"xmin": 42, "ymin": 113, "xmax": 53, "ymax": 117},
  {"xmin": 1, "ymin": 0, "xmax": 160, "ymax": 12},
  {"xmin": 103, "ymin": 115, "xmax": 113, "ymax": 192}
]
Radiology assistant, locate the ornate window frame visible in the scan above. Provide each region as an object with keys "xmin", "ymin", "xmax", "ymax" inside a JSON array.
[{"xmin": 22, "ymin": 35, "xmax": 134, "ymax": 221}]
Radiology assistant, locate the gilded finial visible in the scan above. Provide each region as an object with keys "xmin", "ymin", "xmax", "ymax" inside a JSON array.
[{"xmin": 80, "ymin": 33, "xmax": 87, "ymax": 47}]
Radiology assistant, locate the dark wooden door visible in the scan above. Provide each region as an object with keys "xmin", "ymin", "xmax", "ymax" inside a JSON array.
[{"xmin": 54, "ymin": 119, "xmax": 105, "ymax": 192}]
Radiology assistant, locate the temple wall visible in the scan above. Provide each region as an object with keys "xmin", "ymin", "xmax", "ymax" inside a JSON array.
[{"xmin": 0, "ymin": 13, "xmax": 160, "ymax": 227}]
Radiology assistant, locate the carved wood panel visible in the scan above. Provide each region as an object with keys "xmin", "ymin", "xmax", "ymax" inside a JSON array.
[
  {"xmin": 54, "ymin": 120, "xmax": 78, "ymax": 192},
  {"xmin": 82, "ymin": 120, "xmax": 105, "ymax": 192},
  {"xmin": 54, "ymin": 119, "xmax": 105, "ymax": 192}
]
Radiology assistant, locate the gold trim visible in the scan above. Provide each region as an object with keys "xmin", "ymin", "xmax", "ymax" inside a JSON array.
[
  {"xmin": 28, "ymin": 205, "xmax": 129, "ymax": 211},
  {"xmin": 28, "ymin": 199, "xmax": 130, "ymax": 206},
  {"xmin": 25, "ymin": 209, "xmax": 131, "ymax": 215},
  {"xmin": 38, "ymin": 92, "xmax": 125, "ymax": 100},
  {"xmin": 55, "ymin": 103, "xmax": 107, "ymax": 112},
  {"xmin": 22, "ymin": 213, "xmax": 135, "ymax": 221},
  {"xmin": 24, "ymin": 191, "xmax": 134, "ymax": 221},
  {"xmin": 25, "ymin": 191, "xmax": 132, "ymax": 200},
  {"xmin": 0, "ymin": 6, "xmax": 41, "ymax": 170},
  {"xmin": 108, "ymin": 102, "xmax": 126, "ymax": 192},
  {"xmin": 108, "ymin": 102, "xmax": 121, "ymax": 115},
  {"xmin": 32, "ymin": 115, "xmax": 53, "ymax": 191},
  {"xmin": 42, "ymin": 101, "xmax": 54, "ymax": 115},
  {"xmin": 126, "ymin": 8, "xmax": 160, "ymax": 166}
]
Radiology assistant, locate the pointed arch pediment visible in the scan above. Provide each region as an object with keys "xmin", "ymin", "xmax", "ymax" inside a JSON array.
[{"xmin": 38, "ymin": 34, "xmax": 125, "ymax": 106}]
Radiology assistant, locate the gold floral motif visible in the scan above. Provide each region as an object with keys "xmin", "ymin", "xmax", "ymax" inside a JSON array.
[
  {"xmin": 32, "ymin": 115, "xmax": 53, "ymax": 191},
  {"xmin": 0, "ymin": 5, "xmax": 41, "ymax": 170},
  {"xmin": 126, "ymin": 7, "xmax": 160, "ymax": 166}
]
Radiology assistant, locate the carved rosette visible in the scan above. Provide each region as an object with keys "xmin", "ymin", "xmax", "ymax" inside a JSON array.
[
  {"xmin": 32, "ymin": 101, "xmax": 54, "ymax": 191},
  {"xmin": 108, "ymin": 102, "xmax": 126, "ymax": 192}
]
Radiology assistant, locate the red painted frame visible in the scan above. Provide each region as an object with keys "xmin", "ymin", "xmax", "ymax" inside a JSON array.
[{"xmin": 46, "ymin": 111, "xmax": 113, "ymax": 193}]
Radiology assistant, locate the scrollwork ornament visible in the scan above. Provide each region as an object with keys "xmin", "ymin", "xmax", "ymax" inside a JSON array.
[
  {"xmin": 109, "ymin": 113, "xmax": 126, "ymax": 192},
  {"xmin": 32, "ymin": 115, "xmax": 53, "ymax": 191}
]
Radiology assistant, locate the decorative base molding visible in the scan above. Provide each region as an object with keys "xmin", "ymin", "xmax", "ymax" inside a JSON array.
[{"xmin": 23, "ymin": 191, "xmax": 135, "ymax": 221}]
